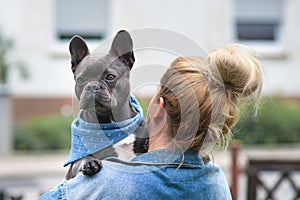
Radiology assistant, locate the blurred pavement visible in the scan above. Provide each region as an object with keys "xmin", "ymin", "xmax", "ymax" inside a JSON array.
[
  {"xmin": 0, "ymin": 153, "xmax": 66, "ymax": 200},
  {"xmin": 1, "ymin": 147, "xmax": 300, "ymax": 200}
]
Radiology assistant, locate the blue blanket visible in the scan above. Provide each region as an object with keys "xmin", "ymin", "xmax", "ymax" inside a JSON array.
[{"xmin": 64, "ymin": 95, "xmax": 143, "ymax": 167}]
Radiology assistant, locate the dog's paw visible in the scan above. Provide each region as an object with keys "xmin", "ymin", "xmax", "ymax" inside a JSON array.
[{"xmin": 82, "ymin": 158, "xmax": 103, "ymax": 176}]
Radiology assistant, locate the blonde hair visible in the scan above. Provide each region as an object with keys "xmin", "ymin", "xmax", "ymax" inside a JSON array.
[{"xmin": 159, "ymin": 44, "xmax": 262, "ymax": 153}]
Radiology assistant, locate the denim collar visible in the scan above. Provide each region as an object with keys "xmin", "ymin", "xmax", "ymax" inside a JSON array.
[
  {"xmin": 130, "ymin": 149, "xmax": 205, "ymax": 167},
  {"xmin": 64, "ymin": 95, "xmax": 143, "ymax": 167}
]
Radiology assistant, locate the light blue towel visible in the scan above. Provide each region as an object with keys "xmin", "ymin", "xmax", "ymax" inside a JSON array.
[{"xmin": 64, "ymin": 95, "xmax": 143, "ymax": 167}]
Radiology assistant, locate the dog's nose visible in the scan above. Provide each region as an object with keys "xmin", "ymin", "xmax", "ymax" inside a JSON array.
[{"xmin": 86, "ymin": 82, "xmax": 102, "ymax": 92}]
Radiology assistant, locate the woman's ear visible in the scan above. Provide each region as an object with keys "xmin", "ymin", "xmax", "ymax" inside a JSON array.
[
  {"xmin": 159, "ymin": 97, "xmax": 165, "ymax": 108},
  {"xmin": 153, "ymin": 97, "xmax": 167, "ymax": 122},
  {"xmin": 147, "ymin": 96, "xmax": 168, "ymax": 138}
]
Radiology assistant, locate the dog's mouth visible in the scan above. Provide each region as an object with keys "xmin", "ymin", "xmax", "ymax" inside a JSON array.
[
  {"xmin": 79, "ymin": 90, "xmax": 118, "ymax": 112},
  {"xmin": 94, "ymin": 92, "xmax": 118, "ymax": 109}
]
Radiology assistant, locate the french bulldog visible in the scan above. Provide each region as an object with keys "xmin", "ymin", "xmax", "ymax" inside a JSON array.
[{"xmin": 66, "ymin": 30, "xmax": 148, "ymax": 180}]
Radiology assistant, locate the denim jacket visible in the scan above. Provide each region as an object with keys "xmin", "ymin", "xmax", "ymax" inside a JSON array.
[{"xmin": 39, "ymin": 149, "xmax": 232, "ymax": 200}]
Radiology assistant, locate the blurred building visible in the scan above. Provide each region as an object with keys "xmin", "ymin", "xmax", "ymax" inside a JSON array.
[{"xmin": 0, "ymin": 0, "xmax": 300, "ymax": 123}]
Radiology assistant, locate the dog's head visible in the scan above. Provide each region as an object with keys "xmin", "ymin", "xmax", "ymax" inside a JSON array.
[{"xmin": 69, "ymin": 30, "xmax": 135, "ymax": 115}]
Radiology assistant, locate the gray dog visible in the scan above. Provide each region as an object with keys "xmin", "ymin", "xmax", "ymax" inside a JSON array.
[{"xmin": 65, "ymin": 30, "xmax": 148, "ymax": 180}]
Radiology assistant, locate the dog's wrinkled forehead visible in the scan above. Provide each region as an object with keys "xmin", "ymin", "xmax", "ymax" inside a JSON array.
[{"xmin": 74, "ymin": 55, "xmax": 126, "ymax": 78}]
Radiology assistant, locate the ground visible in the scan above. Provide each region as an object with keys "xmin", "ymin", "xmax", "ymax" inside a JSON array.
[{"xmin": 1, "ymin": 146, "xmax": 300, "ymax": 200}]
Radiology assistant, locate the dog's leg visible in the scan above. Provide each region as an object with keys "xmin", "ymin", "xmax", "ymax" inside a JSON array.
[
  {"xmin": 133, "ymin": 120, "xmax": 149, "ymax": 155},
  {"xmin": 66, "ymin": 156, "xmax": 102, "ymax": 180}
]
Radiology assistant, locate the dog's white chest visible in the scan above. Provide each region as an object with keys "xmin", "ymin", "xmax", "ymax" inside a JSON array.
[{"xmin": 112, "ymin": 134, "xmax": 136, "ymax": 161}]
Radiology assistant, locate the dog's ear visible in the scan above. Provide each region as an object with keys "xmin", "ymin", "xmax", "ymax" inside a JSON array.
[
  {"xmin": 69, "ymin": 36, "xmax": 90, "ymax": 73},
  {"xmin": 110, "ymin": 30, "xmax": 135, "ymax": 69}
]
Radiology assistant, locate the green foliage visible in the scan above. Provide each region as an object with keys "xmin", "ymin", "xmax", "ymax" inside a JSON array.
[
  {"xmin": 0, "ymin": 32, "xmax": 12, "ymax": 84},
  {"xmin": 13, "ymin": 99, "xmax": 151, "ymax": 151},
  {"xmin": 15, "ymin": 97, "xmax": 299, "ymax": 151},
  {"xmin": 137, "ymin": 98, "xmax": 150, "ymax": 118},
  {"xmin": 14, "ymin": 115, "xmax": 72, "ymax": 150},
  {"xmin": 0, "ymin": 32, "xmax": 29, "ymax": 85},
  {"xmin": 233, "ymin": 98, "xmax": 300, "ymax": 145}
]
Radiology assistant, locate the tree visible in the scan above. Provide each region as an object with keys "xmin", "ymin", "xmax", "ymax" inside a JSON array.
[
  {"xmin": 0, "ymin": 32, "xmax": 28, "ymax": 86},
  {"xmin": 0, "ymin": 31, "xmax": 28, "ymax": 155}
]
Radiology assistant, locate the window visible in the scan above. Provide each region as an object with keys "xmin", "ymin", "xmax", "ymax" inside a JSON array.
[
  {"xmin": 235, "ymin": 0, "xmax": 283, "ymax": 43},
  {"xmin": 55, "ymin": 0, "xmax": 108, "ymax": 41}
]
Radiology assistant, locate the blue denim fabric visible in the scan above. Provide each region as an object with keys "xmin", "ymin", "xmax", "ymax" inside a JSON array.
[
  {"xmin": 64, "ymin": 95, "xmax": 143, "ymax": 167},
  {"xmin": 39, "ymin": 149, "xmax": 232, "ymax": 200}
]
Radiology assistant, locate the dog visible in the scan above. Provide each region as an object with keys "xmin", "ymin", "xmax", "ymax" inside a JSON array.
[{"xmin": 65, "ymin": 30, "xmax": 148, "ymax": 180}]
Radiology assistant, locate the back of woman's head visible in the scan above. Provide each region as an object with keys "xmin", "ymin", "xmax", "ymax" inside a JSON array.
[{"xmin": 159, "ymin": 44, "xmax": 262, "ymax": 153}]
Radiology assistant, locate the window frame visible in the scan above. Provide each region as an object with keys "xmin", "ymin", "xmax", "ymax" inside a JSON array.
[
  {"xmin": 50, "ymin": 0, "xmax": 110, "ymax": 57},
  {"xmin": 233, "ymin": 0, "xmax": 286, "ymax": 58}
]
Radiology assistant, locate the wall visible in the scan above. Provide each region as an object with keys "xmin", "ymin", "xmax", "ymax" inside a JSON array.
[{"xmin": 0, "ymin": 0, "xmax": 299, "ymax": 98}]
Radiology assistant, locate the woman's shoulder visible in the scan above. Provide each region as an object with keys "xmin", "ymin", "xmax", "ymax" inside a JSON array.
[
  {"xmin": 102, "ymin": 157, "xmax": 161, "ymax": 173},
  {"xmin": 63, "ymin": 158, "xmax": 161, "ymax": 200},
  {"xmin": 62, "ymin": 156, "xmax": 231, "ymax": 200}
]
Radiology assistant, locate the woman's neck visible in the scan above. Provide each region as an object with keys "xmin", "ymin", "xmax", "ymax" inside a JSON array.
[{"xmin": 148, "ymin": 128, "xmax": 170, "ymax": 152}]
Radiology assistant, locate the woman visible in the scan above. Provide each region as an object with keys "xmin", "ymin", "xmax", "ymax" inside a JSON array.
[{"xmin": 40, "ymin": 44, "xmax": 262, "ymax": 200}]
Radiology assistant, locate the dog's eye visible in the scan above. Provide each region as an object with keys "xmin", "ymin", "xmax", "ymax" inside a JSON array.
[
  {"xmin": 105, "ymin": 74, "xmax": 116, "ymax": 81},
  {"xmin": 77, "ymin": 78, "xmax": 85, "ymax": 84}
]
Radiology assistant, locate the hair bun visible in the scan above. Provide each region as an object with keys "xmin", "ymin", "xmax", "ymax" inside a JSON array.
[{"xmin": 208, "ymin": 44, "xmax": 262, "ymax": 98}]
